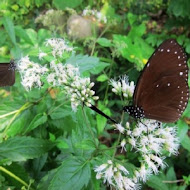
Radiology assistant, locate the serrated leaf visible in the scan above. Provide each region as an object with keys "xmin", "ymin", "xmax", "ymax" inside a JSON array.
[
  {"xmin": 37, "ymin": 169, "xmax": 58, "ymax": 190},
  {"xmin": 2, "ymin": 17, "xmax": 16, "ymax": 45},
  {"xmin": 0, "ymin": 136, "xmax": 54, "ymax": 161},
  {"xmin": 75, "ymin": 139, "xmax": 96, "ymax": 150},
  {"xmin": 24, "ymin": 113, "xmax": 47, "ymax": 134},
  {"xmin": 50, "ymin": 106, "xmax": 72, "ymax": 120},
  {"xmin": 49, "ymin": 157, "xmax": 91, "ymax": 190},
  {"xmin": 97, "ymin": 38, "xmax": 112, "ymax": 47}
]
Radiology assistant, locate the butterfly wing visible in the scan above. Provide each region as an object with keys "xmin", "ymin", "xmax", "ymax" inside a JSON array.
[
  {"xmin": 133, "ymin": 39, "xmax": 189, "ymax": 122},
  {"xmin": 0, "ymin": 63, "xmax": 15, "ymax": 87}
]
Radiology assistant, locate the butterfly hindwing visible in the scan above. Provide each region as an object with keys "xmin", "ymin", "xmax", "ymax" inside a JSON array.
[{"xmin": 133, "ymin": 39, "xmax": 189, "ymax": 122}]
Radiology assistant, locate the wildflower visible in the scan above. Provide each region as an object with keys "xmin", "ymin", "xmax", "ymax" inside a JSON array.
[
  {"xmin": 120, "ymin": 139, "xmax": 127, "ymax": 152},
  {"xmin": 94, "ymin": 160, "xmax": 139, "ymax": 190},
  {"xmin": 134, "ymin": 164, "xmax": 152, "ymax": 182},
  {"xmin": 38, "ymin": 50, "xmax": 47, "ymax": 60},
  {"xmin": 115, "ymin": 123, "xmax": 125, "ymax": 133},
  {"xmin": 45, "ymin": 38, "xmax": 74, "ymax": 57},
  {"xmin": 110, "ymin": 79, "xmax": 122, "ymax": 95},
  {"xmin": 17, "ymin": 56, "xmax": 48, "ymax": 90},
  {"xmin": 110, "ymin": 77, "xmax": 135, "ymax": 98}
]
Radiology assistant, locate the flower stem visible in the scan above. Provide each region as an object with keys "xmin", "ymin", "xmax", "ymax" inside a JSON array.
[
  {"xmin": 112, "ymin": 132, "xmax": 121, "ymax": 160},
  {"xmin": 82, "ymin": 107, "xmax": 98, "ymax": 148},
  {"xmin": 3, "ymin": 102, "xmax": 33, "ymax": 137},
  {"xmin": 90, "ymin": 24, "xmax": 110, "ymax": 56},
  {"xmin": 0, "ymin": 166, "xmax": 34, "ymax": 190}
]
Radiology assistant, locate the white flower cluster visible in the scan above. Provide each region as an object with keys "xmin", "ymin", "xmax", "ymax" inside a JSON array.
[
  {"xmin": 47, "ymin": 61, "xmax": 99, "ymax": 111},
  {"xmin": 17, "ymin": 56, "xmax": 48, "ymax": 90},
  {"xmin": 110, "ymin": 76, "xmax": 135, "ymax": 98},
  {"xmin": 94, "ymin": 160, "xmax": 140, "ymax": 190},
  {"xmin": 18, "ymin": 38, "xmax": 99, "ymax": 110},
  {"xmin": 45, "ymin": 38, "xmax": 74, "ymax": 57},
  {"xmin": 119, "ymin": 120, "xmax": 179, "ymax": 183},
  {"xmin": 82, "ymin": 6, "xmax": 107, "ymax": 23}
]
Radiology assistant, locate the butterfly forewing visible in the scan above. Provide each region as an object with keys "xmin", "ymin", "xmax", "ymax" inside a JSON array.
[
  {"xmin": 0, "ymin": 61, "xmax": 15, "ymax": 87},
  {"xmin": 133, "ymin": 39, "xmax": 189, "ymax": 122}
]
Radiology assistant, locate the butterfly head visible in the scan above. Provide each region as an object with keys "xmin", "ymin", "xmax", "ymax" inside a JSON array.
[
  {"xmin": 123, "ymin": 106, "xmax": 145, "ymax": 119},
  {"xmin": 8, "ymin": 60, "xmax": 17, "ymax": 71}
]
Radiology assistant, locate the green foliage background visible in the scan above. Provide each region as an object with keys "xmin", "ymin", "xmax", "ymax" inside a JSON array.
[{"xmin": 0, "ymin": 0, "xmax": 190, "ymax": 189}]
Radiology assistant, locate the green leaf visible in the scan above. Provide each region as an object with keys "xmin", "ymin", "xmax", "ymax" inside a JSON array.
[
  {"xmin": 75, "ymin": 139, "xmax": 97, "ymax": 150},
  {"xmin": 127, "ymin": 12, "xmax": 137, "ymax": 25},
  {"xmin": 147, "ymin": 175, "xmax": 169, "ymax": 190},
  {"xmin": 96, "ymin": 102, "xmax": 111, "ymax": 134},
  {"xmin": 14, "ymin": 26, "xmax": 33, "ymax": 45},
  {"xmin": 185, "ymin": 41, "xmax": 190, "ymax": 54},
  {"xmin": 96, "ymin": 74, "xmax": 108, "ymax": 82},
  {"xmin": 97, "ymin": 38, "xmax": 112, "ymax": 47},
  {"xmin": 49, "ymin": 157, "xmax": 91, "ymax": 190},
  {"xmin": 37, "ymin": 169, "xmax": 58, "ymax": 190},
  {"xmin": 181, "ymin": 135, "xmax": 190, "ymax": 152},
  {"xmin": 0, "ymin": 31, "xmax": 7, "ymax": 46},
  {"xmin": 53, "ymin": 0, "xmax": 83, "ymax": 10},
  {"xmin": 6, "ymin": 110, "xmax": 32, "ymax": 137},
  {"xmin": 24, "ymin": 113, "xmax": 47, "ymax": 134},
  {"xmin": 25, "ymin": 28, "xmax": 38, "ymax": 46},
  {"xmin": 166, "ymin": 167, "xmax": 176, "ymax": 181},
  {"xmin": 177, "ymin": 119, "xmax": 188, "ymax": 142},
  {"xmin": 2, "ymin": 17, "xmax": 16, "ymax": 45},
  {"xmin": 0, "ymin": 136, "xmax": 54, "ymax": 161},
  {"xmin": 50, "ymin": 106, "xmax": 72, "ymax": 120},
  {"xmin": 67, "ymin": 54, "xmax": 109, "ymax": 76},
  {"xmin": 113, "ymin": 34, "xmax": 153, "ymax": 70}
]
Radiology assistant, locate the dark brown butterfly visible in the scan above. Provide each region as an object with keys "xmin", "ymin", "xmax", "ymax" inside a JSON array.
[
  {"xmin": 0, "ymin": 60, "xmax": 16, "ymax": 87},
  {"xmin": 124, "ymin": 39, "xmax": 189, "ymax": 123}
]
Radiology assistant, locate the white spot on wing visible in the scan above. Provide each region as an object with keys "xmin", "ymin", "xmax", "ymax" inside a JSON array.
[{"xmin": 180, "ymin": 72, "xmax": 183, "ymax": 76}]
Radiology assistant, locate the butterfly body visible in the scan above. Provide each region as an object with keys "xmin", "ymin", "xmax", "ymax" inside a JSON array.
[
  {"xmin": 0, "ymin": 60, "xmax": 16, "ymax": 87},
  {"xmin": 124, "ymin": 39, "xmax": 189, "ymax": 123}
]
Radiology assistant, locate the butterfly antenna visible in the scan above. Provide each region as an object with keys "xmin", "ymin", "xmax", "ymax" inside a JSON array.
[{"xmin": 89, "ymin": 104, "xmax": 117, "ymax": 124}]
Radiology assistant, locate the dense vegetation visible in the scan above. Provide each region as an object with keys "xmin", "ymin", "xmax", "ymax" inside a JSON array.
[{"xmin": 0, "ymin": 0, "xmax": 190, "ymax": 189}]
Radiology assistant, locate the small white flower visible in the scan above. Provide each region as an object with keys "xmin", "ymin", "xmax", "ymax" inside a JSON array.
[
  {"xmin": 120, "ymin": 139, "xmax": 126, "ymax": 152},
  {"xmin": 115, "ymin": 123, "xmax": 125, "ymax": 133},
  {"xmin": 116, "ymin": 164, "xmax": 129, "ymax": 175},
  {"xmin": 135, "ymin": 164, "xmax": 152, "ymax": 182},
  {"xmin": 94, "ymin": 163, "xmax": 108, "ymax": 173},
  {"xmin": 38, "ymin": 50, "xmax": 47, "ymax": 60},
  {"xmin": 104, "ymin": 165, "xmax": 114, "ymax": 185},
  {"xmin": 128, "ymin": 137, "xmax": 136, "ymax": 148},
  {"xmin": 45, "ymin": 38, "xmax": 74, "ymax": 57},
  {"xmin": 114, "ymin": 172, "xmax": 123, "ymax": 189},
  {"xmin": 150, "ymin": 154, "xmax": 166, "ymax": 169}
]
